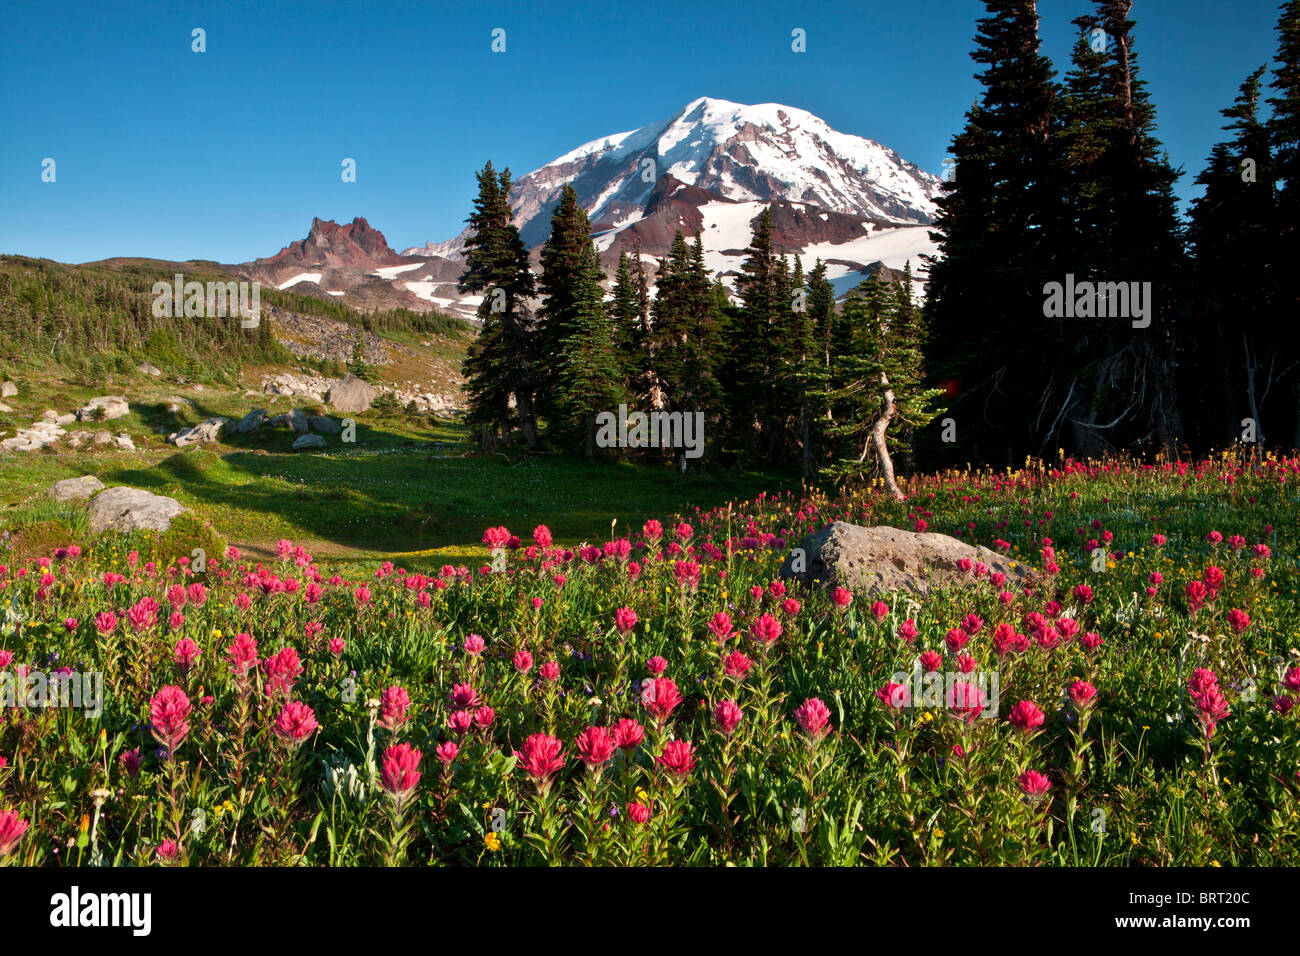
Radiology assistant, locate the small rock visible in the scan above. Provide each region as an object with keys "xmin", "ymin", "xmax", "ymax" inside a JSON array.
[
  {"xmin": 138, "ymin": 362, "xmax": 162, "ymax": 377},
  {"xmin": 48, "ymin": 475, "xmax": 106, "ymax": 502},
  {"xmin": 307, "ymin": 415, "xmax": 341, "ymax": 434},
  {"xmin": 0, "ymin": 381, "xmax": 16, "ymax": 398},
  {"xmin": 171, "ymin": 417, "xmax": 229, "ymax": 448},
  {"xmin": 92, "ymin": 431, "xmax": 113, "ymax": 446},
  {"xmin": 292, "ymin": 433, "xmax": 328, "ymax": 450},
  {"xmin": 114, "ymin": 433, "xmax": 135, "ymax": 452},
  {"xmin": 233, "ymin": 408, "xmax": 268, "ymax": 433},
  {"xmin": 75, "ymin": 396, "xmax": 130, "ymax": 422},
  {"xmin": 0, "ymin": 420, "xmax": 65, "ymax": 452},
  {"xmin": 88, "ymin": 486, "xmax": 186, "ymax": 533}
]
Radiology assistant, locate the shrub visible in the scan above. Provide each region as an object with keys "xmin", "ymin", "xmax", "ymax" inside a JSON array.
[{"xmin": 150, "ymin": 511, "xmax": 229, "ymax": 571}]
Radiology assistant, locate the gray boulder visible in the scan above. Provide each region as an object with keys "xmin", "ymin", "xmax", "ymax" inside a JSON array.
[
  {"xmin": 0, "ymin": 381, "xmax": 16, "ymax": 398},
  {"xmin": 307, "ymin": 415, "xmax": 341, "ymax": 434},
  {"xmin": 77, "ymin": 398, "xmax": 127, "ymax": 422},
  {"xmin": 292, "ymin": 433, "xmax": 327, "ymax": 450},
  {"xmin": 48, "ymin": 475, "xmax": 105, "ymax": 502},
  {"xmin": 114, "ymin": 433, "xmax": 136, "ymax": 452},
  {"xmin": 234, "ymin": 408, "xmax": 268, "ymax": 433},
  {"xmin": 76, "ymin": 396, "xmax": 130, "ymax": 422},
  {"xmin": 170, "ymin": 417, "xmax": 228, "ymax": 448},
  {"xmin": 326, "ymin": 374, "xmax": 376, "ymax": 413},
  {"xmin": 88, "ymin": 486, "xmax": 186, "ymax": 533},
  {"xmin": 779, "ymin": 522, "xmax": 1033, "ymax": 598},
  {"xmin": 138, "ymin": 362, "xmax": 162, "ymax": 377}
]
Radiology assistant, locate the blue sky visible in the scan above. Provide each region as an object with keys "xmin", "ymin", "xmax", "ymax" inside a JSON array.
[{"xmin": 0, "ymin": 0, "xmax": 1285, "ymax": 264}]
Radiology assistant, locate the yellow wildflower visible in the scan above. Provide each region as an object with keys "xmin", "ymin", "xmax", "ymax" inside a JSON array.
[{"xmin": 484, "ymin": 832, "xmax": 501, "ymax": 852}]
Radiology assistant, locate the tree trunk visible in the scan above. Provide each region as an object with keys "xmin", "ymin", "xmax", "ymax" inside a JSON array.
[
  {"xmin": 516, "ymin": 392, "xmax": 538, "ymax": 450},
  {"xmin": 862, "ymin": 372, "xmax": 905, "ymax": 501}
]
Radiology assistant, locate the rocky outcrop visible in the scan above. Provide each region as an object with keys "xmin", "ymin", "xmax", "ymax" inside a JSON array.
[
  {"xmin": 88, "ymin": 487, "xmax": 186, "ymax": 533},
  {"xmin": 48, "ymin": 475, "xmax": 105, "ymax": 502},
  {"xmin": 0, "ymin": 420, "xmax": 66, "ymax": 452},
  {"xmin": 779, "ymin": 522, "xmax": 1032, "ymax": 597}
]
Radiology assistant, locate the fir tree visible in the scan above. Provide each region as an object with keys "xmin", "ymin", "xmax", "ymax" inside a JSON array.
[
  {"xmin": 459, "ymin": 162, "xmax": 539, "ymax": 450},
  {"xmin": 1189, "ymin": 66, "xmax": 1282, "ymax": 446}
]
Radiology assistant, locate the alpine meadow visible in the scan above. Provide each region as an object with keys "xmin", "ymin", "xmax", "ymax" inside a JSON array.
[{"xmin": 1, "ymin": 0, "xmax": 1299, "ymax": 916}]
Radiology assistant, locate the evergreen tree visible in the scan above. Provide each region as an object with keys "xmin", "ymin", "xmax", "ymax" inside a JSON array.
[
  {"xmin": 822, "ymin": 276, "xmax": 944, "ymax": 496},
  {"xmin": 1268, "ymin": 0, "xmax": 1300, "ymax": 447},
  {"xmin": 536, "ymin": 185, "xmax": 595, "ymax": 428},
  {"xmin": 1189, "ymin": 66, "xmax": 1282, "ymax": 447},
  {"xmin": 458, "ymin": 162, "xmax": 539, "ymax": 450},
  {"xmin": 726, "ymin": 208, "xmax": 785, "ymax": 460},
  {"xmin": 609, "ymin": 251, "xmax": 645, "ymax": 393},
  {"xmin": 1058, "ymin": 0, "xmax": 1186, "ymax": 454},
  {"xmin": 925, "ymin": 0, "xmax": 1067, "ymax": 466},
  {"xmin": 556, "ymin": 242, "xmax": 625, "ymax": 455}
]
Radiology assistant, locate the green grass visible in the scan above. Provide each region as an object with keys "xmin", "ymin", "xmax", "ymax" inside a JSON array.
[{"xmin": 2, "ymin": 387, "xmax": 800, "ymax": 565}]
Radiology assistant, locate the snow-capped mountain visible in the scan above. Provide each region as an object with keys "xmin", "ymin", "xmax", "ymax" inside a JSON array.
[
  {"xmin": 407, "ymin": 96, "xmax": 941, "ymax": 253},
  {"xmin": 249, "ymin": 98, "xmax": 943, "ymax": 317}
]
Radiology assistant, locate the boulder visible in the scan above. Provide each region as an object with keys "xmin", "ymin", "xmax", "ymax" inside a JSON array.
[
  {"xmin": 48, "ymin": 475, "xmax": 105, "ymax": 502},
  {"xmin": 326, "ymin": 374, "xmax": 377, "ymax": 413},
  {"xmin": 307, "ymin": 415, "xmax": 341, "ymax": 434},
  {"xmin": 779, "ymin": 522, "xmax": 1033, "ymax": 598},
  {"xmin": 65, "ymin": 430, "xmax": 94, "ymax": 449},
  {"xmin": 76, "ymin": 396, "xmax": 130, "ymax": 422},
  {"xmin": 292, "ymin": 433, "xmax": 327, "ymax": 450},
  {"xmin": 92, "ymin": 431, "xmax": 114, "ymax": 446},
  {"xmin": 88, "ymin": 486, "xmax": 186, "ymax": 533},
  {"xmin": 268, "ymin": 408, "xmax": 308, "ymax": 432},
  {"xmin": 114, "ymin": 433, "xmax": 136, "ymax": 452},
  {"xmin": 0, "ymin": 420, "xmax": 65, "ymax": 452},
  {"xmin": 0, "ymin": 381, "xmax": 16, "ymax": 398},
  {"xmin": 233, "ymin": 408, "xmax": 268, "ymax": 433},
  {"xmin": 138, "ymin": 362, "xmax": 162, "ymax": 377},
  {"xmin": 170, "ymin": 417, "xmax": 229, "ymax": 448}
]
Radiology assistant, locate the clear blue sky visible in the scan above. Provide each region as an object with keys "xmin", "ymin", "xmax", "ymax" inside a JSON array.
[{"xmin": 0, "ymin": 0, "xmax": 1285, "ymax": 264}]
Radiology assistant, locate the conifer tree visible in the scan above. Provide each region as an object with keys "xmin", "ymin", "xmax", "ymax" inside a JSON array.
[
  {"xmin": 925, "ymin": 0, "xmax": 1066, "ymax": 465},
  {"xmin": 536, "ymin": 185, "xmax": 595, "ymax": 427},
  {"xmin": 1189, "ymin": 66, "xmax": 1281, "ymax": 446},
  {"xmin": 1268, "ymin": 0, "xmax": 1300, "ymax": 446},
  {"xmin": 556, "ymin": 242, "xmax": 625, "ymax": 455},
  {"xmin": 459, "ymin": 161, "xmax": 539, "ymax": 450}
]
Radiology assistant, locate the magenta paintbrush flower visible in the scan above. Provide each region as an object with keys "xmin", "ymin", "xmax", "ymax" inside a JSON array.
[
  {"xmin": 656, "ymin": 739, "xmax": 697, "ymax": 780},
  {"xmin": 0, "ymin": 810, "xmax": 29, "ymax": 859},
  {"xmin": 1008, "ymin": 700, "xmax": 1045, "ymax": 735},
  {"xmin": 795, "ymin": 696, "xmax": 833, "ymax": 741},
  {"xmin": 515, "ymin": 733, "xmax": 565, "ymax": 792},
  {"xmin": 273, "ymin": 700, "xmax": 319, "ymax": 749},
  {"xmin": 575, "ymin": 726, "xmax": 616, "ymax": 772},
  {"xmin": 378, "ymin": 685, "xmax": 411, "ymax": 732},
  {"xmin": 713, "ymin": 699, "xmax": 743, "ymax": 736},
  {"xmin": 150, "ymin": 685, "xmax": 192, "ymax": 756},
  {"xmin": 613, "ymin": 718, "xmax": 645, "ymax": 752},
  {"xmin": 380, "ymin": 743, "xmax": 422, "ymax": 811}
]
